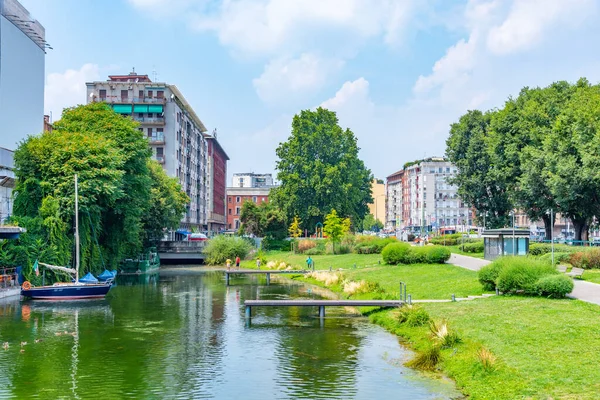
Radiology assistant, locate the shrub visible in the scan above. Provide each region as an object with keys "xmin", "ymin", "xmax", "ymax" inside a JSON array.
[
  {"xmin": 460, "ymin": 241, "xmax": 484, "ymax": 253},
  {"xmin": 355, "ymin": 245, "xmax": 376, "ymax": 254},
  {"xmin": 304, "ymin": 247, "xmax": 325, "ymax": 256},
  {"xmin": 569, "ymin": 248, "xmax": 600, "ymax": 269},
  {"xmin": 397, "ymin": 305, "xmax": 430, "ymax": 327},
  {"xmin": 382, "ymin": 242, "xmax": 411, "ymax": 264},
  {"xmin": 539, "ymin": 252, "xmax": 571, "ymax": 265},
  {"xmin": 296, "ymin": 239, "xmax": 317, "ymax": 253},
  {"xmin": 478, "ymin": 262, "xmax": 504, "ymax": 291},
  {"xmin": 535, "ymin": 274, "xmax": 574, "ymax": 298},
  {"xmin": 204, "ymin": 235, "xmax": 252, "ymax": 265},
  {"xmin": 477, "ymin": 347, "xmax": 497, "ymax": 373},
  {"xmin": 430, "ymin": 320, "xmax": 462, "ymax": 348},
  {"xmin": 262, "ymin": 238, "xmax": 291, "ymax": 251},
  {"xmin": 354, "ymin": 236, "xmax": 397, "ymax": 254},
  {"xmin": 529, "ymin": 242, "xmax": 576, "ymax": 256},
  {"xmin": 425, "ymin": 246, "xmax": 451, "ymax": 263},
  {"xmin": 496, "ymin": 257, "xmax": 558, "ymax": 294},
  {"xmin": 406, "ymin": 345, "xmax": 441, "ymax": 371}
]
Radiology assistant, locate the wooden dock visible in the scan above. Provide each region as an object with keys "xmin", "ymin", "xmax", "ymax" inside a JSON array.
[
  {"xmin": 243, "ymin": 299, "xmax": 404, "ymax": 318},
  {"xmin": 225, "ymin": 269, "xmax": 309, "ymax": 285}
]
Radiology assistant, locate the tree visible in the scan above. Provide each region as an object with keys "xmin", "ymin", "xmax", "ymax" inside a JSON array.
[
  {"xmin": 362, "ymin": 214, "xmax": 384, "ymax": 232},
  {"xmin": 323, "ymin": 209, "xmax": 345, "ymax": 254},
  {"xmin": 272, "ymin": 108, "xmax": 373, "ymax": 231},
  {"xmin": 446, "ymin": 110, "xmax": 512, "ymax": 228},
  {"xmin": 288, "ymin": 216, "xmax": 302, "ymax": 238},
  {"xmin": 239, "ymin": 201, "xmax": 287, "ymax": 239}
]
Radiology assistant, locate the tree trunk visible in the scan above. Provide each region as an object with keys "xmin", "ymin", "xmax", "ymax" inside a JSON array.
[
  {"xmin": 542, "ymin": 214, "xmax": 552, "ymax": 241},
  {"xmin": 573, "ymin": 218, "xmax": 587, "ymax": 242}
]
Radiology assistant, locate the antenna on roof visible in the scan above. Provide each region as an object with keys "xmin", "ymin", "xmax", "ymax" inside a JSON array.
[
  {"xmin": 132, "ymin": 67, "xmax": 135, "ymax": 74},
  {"xmin": 213, "ymin": 128, "xmax": 217, "ymax": 139},
  {"xmin": 152, "ymin": 65, "xmax": 158, "ymax": 82}
]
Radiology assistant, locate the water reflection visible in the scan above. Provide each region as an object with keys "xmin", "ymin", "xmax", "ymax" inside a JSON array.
[{"xmin": 0, "ymin": 270, "xmax": 460, "ymax": 399}]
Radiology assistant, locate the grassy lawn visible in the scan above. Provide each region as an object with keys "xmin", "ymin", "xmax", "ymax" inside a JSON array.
[
  {"xmin": 372, "ymin": 297, "xmax": 600, "ymax": 399},
  {"xmin": 248, "ymin": 252, "xmax": 600, "ymax": 399},
  {"xmin": 582, "ymin": 269, "xmax": 600, "ymax": 284}
]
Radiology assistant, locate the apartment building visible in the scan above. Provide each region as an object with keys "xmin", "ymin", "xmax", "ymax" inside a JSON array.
[
  {"xmin": 0, "ymin": 148, "xmax": 14, "ymax": 223},
  {"xmin": 86, "ymin": 71, "xmax": 227, "ymax": 231},
  {"xmin": 0, "ymin": 0, "xmax": 46, "ymax": 148},
  {"xmin": 368, "ymin": 179, "xmax": 386, "ymax": 224},
  {"xmin": 225, "ymin": 187, "xmax": 271, "ymax": 231},
  {"xmin": 386, "ymin": 157, "xmax": 473, "ymax": 233},
  {"xmin": 206, "ymin": 135, "xmax": 229, "ymax": 233},
  {"xmin": 231, "ymin": 173, "xmax": 275, "ymax": 188}
]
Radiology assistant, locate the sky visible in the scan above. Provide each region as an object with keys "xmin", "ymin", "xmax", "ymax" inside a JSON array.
[{"xmin": 20, "ymin": 0, "xmax": 600, "ymax": 182}]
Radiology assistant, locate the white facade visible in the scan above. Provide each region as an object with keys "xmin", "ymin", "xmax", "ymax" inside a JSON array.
[
  {"xmin": 86, "ymin": 74, "xmax": 210, "ymax": 229},
  {"xmin": 385, "ymin": 173, "xmax": 402, "ymax": 229},
  {"xmin": 0, "ymin": 0, "xmax": 45, "ymax": 148},
  {"xmin": 0, "ymin": 147, "xmax": 13, "ymax": 223},
  {"xmin": 231, "ymin": 173, "xmax": 274, "ymax": 188}
]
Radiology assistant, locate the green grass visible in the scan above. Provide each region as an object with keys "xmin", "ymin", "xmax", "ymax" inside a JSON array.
[
  {"xmin": 373, "ymin": 297, "xmax": 600, "ymax": 399},
  {"xmin": 445, "ymin": 245, "xmax": 485, "ymax": 259},
  {"xmin": 582, "ymin": 269, "xmax": 600, "ymax": 284}
]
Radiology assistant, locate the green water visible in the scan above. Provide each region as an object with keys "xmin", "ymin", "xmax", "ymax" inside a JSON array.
[{"xmin": 0, "ymin": 270, "xmax": 460, "ymax": 399}]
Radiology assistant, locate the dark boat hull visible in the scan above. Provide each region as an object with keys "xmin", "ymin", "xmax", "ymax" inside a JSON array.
[{"xmin": 21, "ymin": 283, "xmax": 112, "ymax": 300}]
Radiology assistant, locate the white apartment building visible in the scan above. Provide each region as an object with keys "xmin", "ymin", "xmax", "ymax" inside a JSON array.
[
  {"xmin": 0, "ymin": 0, "xmax": 46, "ymax": 148},
  {"xmin": 231, "ymin": 173, "xmax": 275, "ymax": 188},
  {"xmin": 86, "ymin": 71, "xmax": 210, "ymax": 230},
  {"xmin": 0, "ymin": 148, "xmax": 14, "ymax": 223},
  {"xmin": 387, "ymin": 157, "xmax": 473, "ymax": 233}
]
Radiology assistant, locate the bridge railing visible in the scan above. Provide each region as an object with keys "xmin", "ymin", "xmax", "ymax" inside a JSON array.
[{"xmin": 157, "ymin": 240, "xmax": 206, "ymax": 253}]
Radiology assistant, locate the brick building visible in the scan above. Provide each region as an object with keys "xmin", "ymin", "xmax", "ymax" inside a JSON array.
[{"xmin": 226, "ymin": 187, "xmax": 271, "ymax": 231}]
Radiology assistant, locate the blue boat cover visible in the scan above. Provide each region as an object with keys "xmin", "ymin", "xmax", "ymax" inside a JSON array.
[
  {"xmin": 98, "ymin": 269, "xmax": 116, "ymax": 281},
  {"xmin": 79, "ymin": 272, "xmax": 98, "ymax": 283}
]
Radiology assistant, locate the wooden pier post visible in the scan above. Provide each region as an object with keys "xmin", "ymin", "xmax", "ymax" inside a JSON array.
[
  {"xmin": 319, "ymin": 305, "xmax": 325, "ymax": 318},
  {"xmin": 266, "ymin": 273, "xmax": 270, "ymax": 285},
  {"xmin": 245, "ymin": 305, "xmax": 251, "ymax": 318}
]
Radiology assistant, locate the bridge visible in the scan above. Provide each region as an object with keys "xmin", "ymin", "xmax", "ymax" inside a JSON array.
[
  {"xmin": 224, "ymin": 269, "xmax": 309, "ymax": 285},
  {"xmin": 157, "ymin": 241, "xmax": 206, "ymax": 263},
  {"xmin": 243, "ymin": 299, "xmax": 405, "ymax": 318}
]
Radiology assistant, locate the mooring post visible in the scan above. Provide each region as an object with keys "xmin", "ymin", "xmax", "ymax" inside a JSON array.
[
  {"xmin": 451, "ymin": 294, "xmax": 456, "ymax": 302},
  {"xmin": 319, "ymin": 305, "xmax": 325, "ymax": 318},
  {"xmin": 245, "ymin": 305, "xmax": 251, "ymax": 319},
  {"xmin": 408, "ymin": 294, "xmax": 412, "ymax": 305},
  {"xmin": 266, "ymin": 273, "xmax": 270, "ymax": 285}
]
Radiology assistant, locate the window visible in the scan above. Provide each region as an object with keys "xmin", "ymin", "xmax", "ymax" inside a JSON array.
[
  {"xmin": 148, "ymin": 113, "xmax": 154, "ymax": 118},
  {"xmin": 234, "ymin": 220, "xmax": 240, "ymax": 229},
  {"xmin": 157, "ymin": 91, "xmax": 164, "ymax": 99},
  {"xmin": 228, "ymin": 208, "xmax": 232, "ymax": 215},
  {"xmin": 262, "ymin": 197, "xmax": 266, "ymax": 202},
  {"xmin": 147, "ymin": 128, "xmax": 153, "ymax": 137},
  {"xmin": 156, "ymin": 147, "xmax": 164, "ymax": 157},
  {"xmin": 157, "ymin": 128, "xmax": 163, "ymax": 134},
  {"xmin": 228, "ymin": 197, "xmax": 232, "ymax": 203},
  {"xmin": 121, "ymin": 90, "xmax": 128, "ymax": 101},
  {"xmin": 138, "ymin": 90, "xmax": 143, "ymax": 99},
  {"xmin": 430, "ymin": 169, "xmax": 435, "ymax": 173},
  {"xmin": 252, "ymin": 196, "xmax": 257, "ymax": 203},
  {"xmin": 438, "ymin": 167, "xmax": 442, "ymax": 173},
  {"xmin": 99, "ymin": 89, "xmax": 106, "ymax": 100},
  {"xmin": 138, "ymin": 128, "xmax": 143, "ymax": 133},
  {"xmin": 148, "ymin": 90, "xmax": 153, "ymax": 98},
  {"xmin": 446, "ymin": 167, "xmax": 450, "ymax": 173},
  {"xmin": 235, "ymin": 207, "xmax": 241, "ymax": 215},
  {"xmin": 236, "ymin": 196, "xmax": 241, "ymax": 203}
]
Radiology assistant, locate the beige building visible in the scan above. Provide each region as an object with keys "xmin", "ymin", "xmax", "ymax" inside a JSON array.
[{"xmin": 368, "ymin": 179, "xmax": 386, "ymax": 224}]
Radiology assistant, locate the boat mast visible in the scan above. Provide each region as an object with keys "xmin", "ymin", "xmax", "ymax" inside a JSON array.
[{"xmin": 75, "ymin": 175, "xmax": 80, "ymax": 283}]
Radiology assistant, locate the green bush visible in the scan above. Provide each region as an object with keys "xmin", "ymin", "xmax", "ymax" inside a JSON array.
[
  {"xmin": 204, "ymin": 235, "xmax": 252, "ymax": 265},
  {"xmin": 535, "ymin": 274, "xmax": 574, "ymax": 298},
  {"xmin": 426, "ymin": 246, "xmax": 451, "ymax": 263},
  {"xmin": 569, "ymin": 248, "xmax": 600, "ymax": 269},
  {"xmin": 539, "ymin": 252, "xmax": 571, "ymax": 265},
  {"xmin": 382, "ymin": 242, "xmax": 412, "ymax": 264},
  {"xmin": 354, "ymin": 235, "xmax": 397, "ymax": 254},
  {"xmin": 478, "ymin": 262, "xmax": 505, "ymax": 291},
  {"xmin": 529, "ymin": 242, "xmax": 576, "ymax": 256},
  {"xmin": 303, "ymin": 247, "xmax": 325, "ymax": 255},
  {"xmin": 496, "ymin": 257, "xmax": 558, "ymax": 294},
  {"xmin": 405, "ymin": 246, "xmax": 428, "ymax": 264},
  {"xmin": 406, "ymin": 345, "xmax": 441, "ymax": 371},
  {"xmin": 397, "ymin": 305, "xmax": 430, "ymax": 327},
  {"xmin": 460, "ymin": 241, "xmax": 484, "ymax": 253}
]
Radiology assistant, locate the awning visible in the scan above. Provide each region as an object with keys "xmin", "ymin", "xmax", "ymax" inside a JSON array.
[
  {"xmin": 148, "ymin": 105, "xmax": 164, "ymax": 113},
  {"xmin": 176, "ymin": 229, "xmax": 191, "ymax": 236},
  {"xmin": 113, "ymin": 104, "xmax": 132, "ymax": 114},
  {"xmin": 133, "ymin": 105, "xmax": 149, "ymax": 113}
]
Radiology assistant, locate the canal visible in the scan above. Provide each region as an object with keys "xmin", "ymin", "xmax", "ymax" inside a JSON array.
[{"xmin": 0, "ymin": 270, "xmax": 460, "ymax": 399}]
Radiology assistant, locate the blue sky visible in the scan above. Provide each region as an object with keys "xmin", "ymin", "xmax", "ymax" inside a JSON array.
[{"xmin": 21, "ymin": 0, "xmax": 600, "ymax": 181}]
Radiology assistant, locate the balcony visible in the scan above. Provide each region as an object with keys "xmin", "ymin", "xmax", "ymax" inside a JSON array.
[
  {"xmin": 155, "ymin": 156, "xmax": 165, "ymax": 164},
  {"xmin": 148, "ymin": 134, "xmax": 165, "ymax": 145},
  {"xmin": 134, "ymin": 116, "xmax": 165, "ymax": 126},
  {"xmin": 96, "ymin": 96, "xmax": 166, "ymax": 104}
]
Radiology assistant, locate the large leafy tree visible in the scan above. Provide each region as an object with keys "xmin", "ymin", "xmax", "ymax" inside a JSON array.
[
  {"xmin": 446, "ymin": 110, "xmax": 512, "ymax": 228},
  {"xmin": 272, "ymin": 108, "xmax": 372, "ymax": 230},
  {"xmin": 239, "ymin": 201, "xmax": 287, "ymax": 239},
  {"xmin": 12, "ymin": 103, "xmax": 188, "ymax": 277}
]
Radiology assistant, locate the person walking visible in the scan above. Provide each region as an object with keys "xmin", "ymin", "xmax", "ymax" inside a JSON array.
[
  {"xmin": 256, "ymin": 258, "xmax": 261, "ymax": 270},
  {"xmin": 226, "ymin": 259, "xmax": 232, "ymax": 271},
  {"xmin": 235, "ymin": 256, "xmax": 241, "ymax": 270},
  {"xmin": 306, "ymin": 256, "xmax": 313, "ymax": 270}
]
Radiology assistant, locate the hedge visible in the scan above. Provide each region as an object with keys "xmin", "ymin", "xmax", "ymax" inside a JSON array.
[
  {"xmin": 569, "ymin": 248, "xmax": 600, "ymax": 269},
  {"xmin": 535, "ymin": 274, "xmax": 574, "ymax": 298},
  {"xmin": 382, "ymin": 243, "xmax": 450, "ymax": 265}
]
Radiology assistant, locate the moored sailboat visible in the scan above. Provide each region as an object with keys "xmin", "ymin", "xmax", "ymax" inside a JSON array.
[{"xmin": 20, "ymin": 175, "xmax": 113, "ymax": 300}]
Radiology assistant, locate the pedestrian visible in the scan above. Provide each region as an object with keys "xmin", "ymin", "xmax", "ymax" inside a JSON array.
[
  {"xmin": 256, "ymin": 258, "xmax": 261, "ymax": 270},
  {"xmin": 226, "ymin": 259, "xmax": 232, "ymax": 271},
  {"xmin": 235, "ymin": 255, "xmax": 241, "ymax": 270},
  {"xmin": 306, "ymin": 256, "xmax": 313, "ymax": 270}
]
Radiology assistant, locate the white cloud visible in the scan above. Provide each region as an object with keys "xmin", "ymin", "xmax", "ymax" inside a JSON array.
[
  {"xmin": 44, "ymin": 64, "xmax": 100, "ymax": 121},
  {"xmin": 253, "ymin": 54, "xmax": 343, "ymax": 103},
  {"xmin": 486, "ymin": 0, "xmax": 595, "ymax": 55},
  {"xmin": 321, "ymin": 78, "xmax": 373, "ymax": 112}
]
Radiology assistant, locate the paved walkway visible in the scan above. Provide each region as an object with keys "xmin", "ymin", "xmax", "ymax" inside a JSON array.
[{"xmin": 448, "ymin": 253, "xmax": 600, "ymax": 306}]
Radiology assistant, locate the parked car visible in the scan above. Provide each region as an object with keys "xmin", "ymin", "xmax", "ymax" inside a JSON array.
[{"xmin": 188, "ymin": 233, "xmax": 208, "ymax": 241}]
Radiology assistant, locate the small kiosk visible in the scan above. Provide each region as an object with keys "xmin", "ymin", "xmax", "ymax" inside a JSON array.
[{"xmin": 482, "ymin": 228, "xmax": 530, "ymax": 261}]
